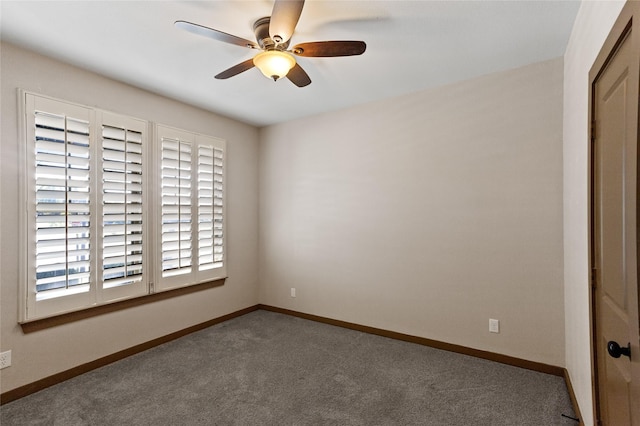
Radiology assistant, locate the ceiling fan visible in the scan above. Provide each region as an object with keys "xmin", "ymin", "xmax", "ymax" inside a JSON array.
[{"xmin": 175, "ymin": 0, "xmax": 366, "ymax": 87}]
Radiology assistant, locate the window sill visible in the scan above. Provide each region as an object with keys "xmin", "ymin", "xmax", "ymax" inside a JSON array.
[{"xmin": 20, "ymin": 278, "xmax": 226, "ymax": 334}]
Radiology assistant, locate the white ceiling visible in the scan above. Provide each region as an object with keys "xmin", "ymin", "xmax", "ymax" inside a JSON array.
[{"xmin": 1, "ymin": 1, "xmax": 581, "ymax": 127}]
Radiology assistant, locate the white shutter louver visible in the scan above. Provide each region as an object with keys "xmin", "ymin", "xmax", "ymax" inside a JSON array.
[
  {"xmin": 101, "ymin": 124, "xmax": 144, "ymax": 289},
  {"xmin": 161, "ymin": 137, "xmax": 193, "ymax": 277},
  {"xmin": 34, "ymin": 111, "xmax": 91, "ymax": 300}
]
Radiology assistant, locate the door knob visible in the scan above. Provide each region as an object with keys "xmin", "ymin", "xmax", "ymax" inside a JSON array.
[{"xmin": 607, "ymin": 341, "xmax": 631, "ymax": 359}]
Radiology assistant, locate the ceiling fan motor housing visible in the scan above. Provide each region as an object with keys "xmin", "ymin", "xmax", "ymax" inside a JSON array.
[{"xmin": 253, "ymin": 17, "xmax": 289, "ymax": 50}]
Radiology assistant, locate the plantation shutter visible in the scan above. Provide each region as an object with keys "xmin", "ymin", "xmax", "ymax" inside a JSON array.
[
  {"xmin": 25, "ymin": 94, "xmax": 96, "ymax": 319},
  {"xmin": 22, "ymin": 92, "xmax": 226, "ymax": 321},
  {"xmin": 156, "ymin": 125, "xmax": 226, "ymax": 291},
  {"xmin": 34, "ymin": 112, "xmax": 92, "ymax": 297},
  {"xmin": 197, "ymin": 145, "xmax": 224, "ymax": 271},
  {"xmin": 160, "ymin": 135, "xmax": 193, "ymax": 278},
  {"xmin": 99, "ymin": 112, "xmax": 148, "ymax": 301},
  {"xmin": 24, "ymin": 94, "xmax": 150, "ymax": 321}
]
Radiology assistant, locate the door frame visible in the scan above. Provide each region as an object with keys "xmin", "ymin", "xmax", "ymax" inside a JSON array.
[{"xmin": 589, "ymin": 1, "xmax": 640, "ymax": 424}]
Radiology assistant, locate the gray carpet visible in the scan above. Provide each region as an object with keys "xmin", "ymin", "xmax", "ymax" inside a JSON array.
[{"xmin": 1, "ymin": 310, "xmax": 577, "ymax": 425}]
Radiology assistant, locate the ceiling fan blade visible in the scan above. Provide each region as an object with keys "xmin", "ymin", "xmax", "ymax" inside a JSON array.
[
  {"xmin": 269, "ymin": 0, "xmax": 305, "ymax": 44},
  {"xmin": 286, "ymin": 63, "xmax": 311, "ymax": 87},
  {"xmin": 292, "ymin": 41, "xmax": 366, "ymax": 57},
  {"xmin": 215, "ymin": 59, "xmax": 256, "ymax": 80},
  {"xmin": 175, "ymin": 20, "xmax": 259, "ymax": 49}
]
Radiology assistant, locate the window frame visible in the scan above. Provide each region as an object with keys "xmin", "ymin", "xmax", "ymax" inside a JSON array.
[
  {"xmin": 23, "ymin": 94, "xmax": 99, "ymax": 320},
  {"xmin": 154, "ymin": 124, "xmax": 227, "ymax": 292},
  {"xmin": 96, "ymin": 111, "xmax": 150, "ymax": 304},
  {"xmin": 19, "ymin": 91, "xmax": 227, "ymax": 323}
]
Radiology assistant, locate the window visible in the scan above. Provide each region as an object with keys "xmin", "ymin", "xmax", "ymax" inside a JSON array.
[
  {"xmin": 26, "ymin": 96, "xmax": 96, "ymax": 319},
  {"xmin": 98, "ymin": 113, "xmax": 148, "ymax": 303},
  {"xmin": 22, "ymin": 93, "xmax": 226, "ymax": 321},
  {"xmin": 155, "ymin": 125, "xmax": 226, "ymax": 292}
]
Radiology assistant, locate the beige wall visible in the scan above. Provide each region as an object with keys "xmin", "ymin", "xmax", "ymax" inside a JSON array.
[
  {"xmin": 259, "ymin": 58, "xmax": 565, "ymax": 366},
  {"xmin": 562, "ymin": 2, "xmax": 625, "ymax": 425},
  {"xmin": 0, "ymin": 43, "xmax": 260, "ymax": 393}
]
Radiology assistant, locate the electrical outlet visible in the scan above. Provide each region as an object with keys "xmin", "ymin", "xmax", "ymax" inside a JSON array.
[
  {"xmin": 290, "ymin": 288, "xmax": 296, "ymax": 298},
  {"xmin": 0, "ymin": 350, "xmax": 11, "ymax": 369},
  {"xmin": 489, "ymin": 319, "xmax": 500, "ymax": 333}
]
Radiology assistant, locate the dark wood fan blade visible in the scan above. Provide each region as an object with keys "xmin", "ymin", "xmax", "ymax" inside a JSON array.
[
  {"xmin": 269, "ymin": 0, "xmax": 305, "ymax": 44},
  {"xmin": 175, "ymin": 20, "xmax": 258, "ymax": 49},
  {"xmin": 215, "ymin": 59, "xmax": 256, "ymax": 79},
  {"xmin": 292, "ymin": 41, "xmax": 366, "ymax": 57},
  {"xmin": 286, "ymin": 63, "xmax": 311, "ymax": 87}
]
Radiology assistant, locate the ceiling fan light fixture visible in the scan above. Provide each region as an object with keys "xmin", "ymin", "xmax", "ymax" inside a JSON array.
[{"xmin": 253, "ymin": 50, "xmax": 296, "ymax": 81}]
